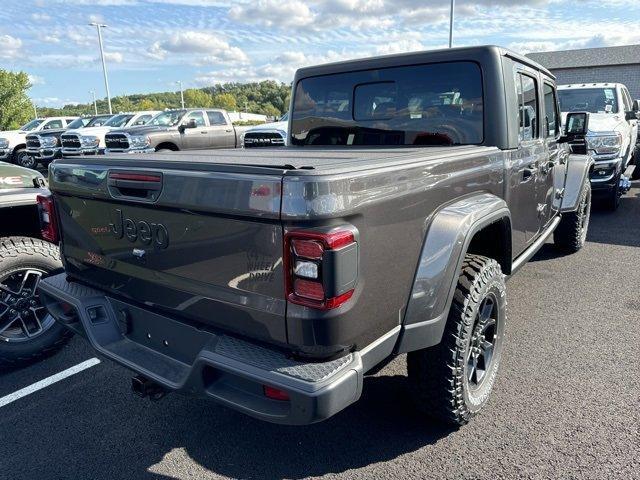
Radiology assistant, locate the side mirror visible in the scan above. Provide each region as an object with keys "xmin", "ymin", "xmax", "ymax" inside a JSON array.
[
  {"xmin": 565, "ymin": 112, "xmax": 589, "ymax": 136},
  {"xmin": 633, "ymin": 99, "xmax": 640, "ymax": 112},
  {"xmin": 178, "ymin": 119, "xmax": 197, "ymax": 133},
  {"xmin": 559, "ymin": 111, "xmax": 589, "ymax": 147}
]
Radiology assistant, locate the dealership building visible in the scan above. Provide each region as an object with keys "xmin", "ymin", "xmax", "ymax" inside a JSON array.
[{"xmin": 527, "ymin": 44, "xmax": 640, "ymax": 99}]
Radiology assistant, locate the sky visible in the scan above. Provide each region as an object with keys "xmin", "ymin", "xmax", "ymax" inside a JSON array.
[{"xmin": 0, "ymin": 0, "xmax": 639, "ymax": 108}]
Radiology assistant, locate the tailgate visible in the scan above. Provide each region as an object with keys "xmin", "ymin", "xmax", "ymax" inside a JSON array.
[{"xmin": 49, "ymin": 160, "xmax": 287, "ymax": 344}]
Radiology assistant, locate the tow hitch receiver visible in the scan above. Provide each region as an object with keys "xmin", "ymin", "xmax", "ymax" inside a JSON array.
[{"xmin": 131, "ymin": 375, "xmax": 167, "ymax": 401}]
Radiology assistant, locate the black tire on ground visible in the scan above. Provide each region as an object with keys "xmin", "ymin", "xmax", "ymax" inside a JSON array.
[
  {"xmin": 0, "ymin": 237, "xmax": 70, "ymax": 368},
  {"xmin": 632, "ymin": 166, "xmax": 640, "ymax": 180},
  {"xmin": 553, "ymin": 181, "xmax": 591, "ymax": 253},
  {"xmin": 407, "ymin": 254, "xmax": 506, "ymax": 426},
  {"xmin": 15, "ymin": 149, "xmax": 37, "ymax": 169}
]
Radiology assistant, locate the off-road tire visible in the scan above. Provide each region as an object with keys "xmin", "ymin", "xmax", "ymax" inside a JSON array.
[
  {"xmin": 631, "ymin": 148, "xmax": 640, "ymax": 180},
  {"xmin": 407, "ymin": 254, "xmax": 506, "ymax": 426},
  {"xmin": 0, "ymin": 237, "xmax": 70, "ymax": 368},
  {"xmin": 554, "ymin": 181, "xmax": 591, "ymax": 253}
]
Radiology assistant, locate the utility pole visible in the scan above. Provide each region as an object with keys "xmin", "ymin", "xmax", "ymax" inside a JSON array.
[
  {"xmin": 449, "ymin": 0, "xmax": 455, "ymax": 48},
  {"xmin": 89, "ymin": 22, "xmax": 112, "ymax": 114},
  {"xmin": 177, "ymin": 81, "xmax": 185, "ymax": 109},
  {"xmin": 33, "ymin": 104, "xmax": 38, "ymax": 119},
  {"xmin": 89, "ymin": 90, "xmax": 98, "ymax": 115}
]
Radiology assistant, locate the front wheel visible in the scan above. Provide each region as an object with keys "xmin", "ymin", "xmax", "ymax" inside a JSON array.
[
  {"xmin": 554, "ymin": 181, "xmax": 591, "ymax": 253},
  {"xmin": 15, "ymin": 149, "xmax": 37, "ymax": 169},
  {"xmin": 0, "ymin": 237, "xmax": 71, "ymax": 368},
  {"xmin": 407, "ymin": 254, "xmax": 506, "ymax": 426}
]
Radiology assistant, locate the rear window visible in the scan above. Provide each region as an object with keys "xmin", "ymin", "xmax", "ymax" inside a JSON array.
[{"xmin": 291, "ymin": 61, "xmax": 483, "ymax": 146}]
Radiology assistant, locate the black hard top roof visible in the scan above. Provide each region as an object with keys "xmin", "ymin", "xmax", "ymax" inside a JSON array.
[{"xmin": 295, "ymin": 45, "xmax": 554, "ymax": 80}]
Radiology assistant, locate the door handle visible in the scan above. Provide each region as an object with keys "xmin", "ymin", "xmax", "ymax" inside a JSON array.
[
  {"xmin": 225, "ymin": 129, "xmax": 232, "ymax": 133},
  {"xmin": 200, "ymin": 131, "xmax": 207, "ymax": 134},
  {"xmin": 522, "ymin": 162, "xmax": 538, "ymax": 181}
]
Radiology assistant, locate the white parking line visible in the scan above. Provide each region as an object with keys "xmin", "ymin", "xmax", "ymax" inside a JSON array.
[{"xmin": 0, "ymin": 358, "xmax": 101, "ymax": 408}]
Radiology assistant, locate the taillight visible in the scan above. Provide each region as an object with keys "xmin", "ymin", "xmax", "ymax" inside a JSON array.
[
  {"xmin": 263, "ymin": 385, "xmax": 290, "ymax": 401},
  {"xmin": 284, "ymin": 228, "xmax": 358, "ymax": 310},
  {"xmin": 36, "ymin": 194, "xmax": 58, "ymax": 243}
]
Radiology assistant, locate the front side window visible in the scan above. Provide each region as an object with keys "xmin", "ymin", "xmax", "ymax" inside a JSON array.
[
  {"xmin": 86, "ymin": 115, "xmax": 113, "ymax": 127},
  {"xmin": 66, "ymin": 117, "xmax": 90, "ymax": 129},
  {"xmin": 517, "ymin": 73, "xmax": 539, "ymax": 142},
  {"xmin": 185, "ymin": 111, "xmax": 206, "ymax": 127},
  {"xmin": 291, "ymin": 61, "xmax": 483, "ymax": 146},
  {"xmin": 133, "ymin": 115, "xmax": 152, "ymax": 125},
  {"xmin": 43, "ymin": 120, "xmax": 63, "ymax": 130},
  {"xmin": 543, "ymin": 83, "xmax": 559, "ymax": 138},
  {"xmin": 558, "ymin": 88, "xmax": 618, "ymax": 114}
]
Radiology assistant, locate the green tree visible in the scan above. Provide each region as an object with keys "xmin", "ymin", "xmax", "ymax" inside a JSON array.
[
  {"xmin": 0, "ymin": 70, "xmax": 34, "ymax": 130},
  {"xmin": 136, "ymin": 98, "xmax": 158, "ymax": 111},
  {"xmin": 212, "ymin": 93, "xmax": 237, "ymax": 111},
  {"xmin": 183, "ymin": 88, "xmax": 212, "ymax": 108}
]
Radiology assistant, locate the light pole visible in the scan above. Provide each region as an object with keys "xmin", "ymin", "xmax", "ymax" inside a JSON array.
[
  {"xmin": 89, "ymin": 90, "xmax": 98, "ymax": 115},
  {"xmin": 177, "ymin": 81, "xmax": 185, "ymax": 109},
  {"xmin": 89, "ymin": 22, "xmax": 112, "ymax": 114},
  {"xmin": 33, "ymin": 104, "xmax": 38, "ymax": 119},
  {"xmin": 448, "ymin": 0, "xmax": 455, "ymax": 48}
]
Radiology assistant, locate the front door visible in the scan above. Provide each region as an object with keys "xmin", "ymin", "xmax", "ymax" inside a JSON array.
[
  {"xmin": 206, "ymin": 111, "xmax": 236, "ymax": 148},
  {"xmin": 538, "ymin": 81, "xmax": 561, "ymax": 229},
  {"xmin": 181, "ymin": 111, "xmax": 209, "ymax": 150}
]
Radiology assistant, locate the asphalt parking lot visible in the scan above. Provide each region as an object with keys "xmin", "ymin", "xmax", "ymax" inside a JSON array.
[{"xmin": 1, "ymin": 182, "xmax": 639, "ymax": 480}]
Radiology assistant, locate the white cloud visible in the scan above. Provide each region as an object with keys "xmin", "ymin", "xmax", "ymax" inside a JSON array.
[
  {"xmin": 229, "ymin": 0, "xmax": 315, "ymax": 28},
  {"xmin": 31, "ymin": 12, "xmax": 51, "ymax": 21},
  {"xmin": 41, "ymin": 34, "xmax": 61, "ymax": 44},
  {"xmin": 104, "ymin": 51, "xmax": 124, "ymax": 63},
  {"xmin": 33, "ymin": 97, "xmax": 81, "ymax": 107},
  {"xmin": 0, "ymin": 35, "xmax": 23, "ymax": 59},
  {"xmin": 147, "ymin": 31, "xmax": 249, "ymax": 65},
  {"xmin": 28, "ymin": 74, "xmax": 45, "ymax": 85}
]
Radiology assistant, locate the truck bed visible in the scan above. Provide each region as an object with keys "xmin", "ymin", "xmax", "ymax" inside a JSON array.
[{"xmin": 78, "ymin": 145, "xmax": 499, "ymax": 175}]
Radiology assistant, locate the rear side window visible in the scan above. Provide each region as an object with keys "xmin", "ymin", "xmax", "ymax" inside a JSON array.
[
  {"xmin": 516, "ymin": 73, "xmax": 539, "ymax": 142},
  {"xmin": 206, "ymin": 111, "xmax": 227, "ymax": 126},
  {"xmin": 543, "ymin": 83, "xmax": 559, "ymax": 138},
  {"xmin": 291, "ymin": 61, "xmax": 483, "ymax": 146}
]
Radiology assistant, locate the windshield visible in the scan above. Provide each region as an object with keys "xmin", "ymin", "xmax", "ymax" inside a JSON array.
[
  {"xmin": 104, "ymin": 114, "xmax": 134, "ymax": 128},
  {"xmin": 291, "ymin": 61, "xmax": 483, "ymax": 146},
  {"xmin": 84, "ymin": 115, "xmax": 113, "ymax": 127},
  {"xmin": 66, "ymin": 117, "xmax": 90, "ymax": 129},
  {"xmin": 558, "ymin": 88, "xmax": 619, "ymax": 114},
  {"xmin": 148, "ymin": 110, "xmax": 186, "ymax": 127},
  {"xmin": 21, "ymin": 119, "xmax": 45, "ymax": 131}
]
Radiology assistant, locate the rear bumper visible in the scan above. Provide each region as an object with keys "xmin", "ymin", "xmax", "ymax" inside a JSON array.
[{"xmin": 39, "ymin": 273, "xmax": 367, "ymax": 425}]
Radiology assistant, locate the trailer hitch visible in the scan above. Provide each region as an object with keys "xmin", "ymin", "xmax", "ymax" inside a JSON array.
[{"xmin": 131, "ymin": 375, "xmax": 168, "ymax": 401}]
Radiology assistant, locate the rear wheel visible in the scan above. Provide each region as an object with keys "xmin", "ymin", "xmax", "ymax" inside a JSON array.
[
  {"xmin": 0, "ymin": 237, "xmax": 70, "ymax": 368},
  {"xmin": 554, "ymin": 181, "xmax": 591, "ymax": 253},
  {"xmin": 407, "ymin": 254, "xmax": 506, "ymax": 426}
]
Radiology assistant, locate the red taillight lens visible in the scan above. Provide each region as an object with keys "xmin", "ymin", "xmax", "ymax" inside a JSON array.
[
  {"xmin": 284, "ymin": 228, "xmax": 357, "ymax": 310},
  {"xmin": 263, "ymin": 385, "xmax": 290, "ymax": 401},
  {"xmin": 36, "ymin": 194, "xmax": 58, "ymax": 243}
]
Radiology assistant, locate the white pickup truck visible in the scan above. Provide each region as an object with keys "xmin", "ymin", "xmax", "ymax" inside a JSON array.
[
  {"xmin": 61, "ymin": 111, "xmax": 159, "ymax": 156},
  {"xmin": 558, "ymin": 83, "xmax": 639, "ymax": 209},
  {"xmin": 0, "ymin": 117, "xmax": 78, "ymax": 167},
  {"xmin": 243, "ymin": 113, "xmax": 288, "ymax": 148}
]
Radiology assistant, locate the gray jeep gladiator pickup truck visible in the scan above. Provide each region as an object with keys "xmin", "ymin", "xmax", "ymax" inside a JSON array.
[{"xmin": 37, "ymin": 46, "xmax": 593, "ymax": 426}]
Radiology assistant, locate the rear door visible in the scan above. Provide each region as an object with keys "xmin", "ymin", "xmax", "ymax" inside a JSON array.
[
  {"xmin": 206, "ymin": 111, "xmax": 236, "ymax": 148},
  {"xmin": 181, "ymin": 111, "xmax": 209, "ymax": 149},
  {"xmin": 510, "ymin": 68, "xmax": 546, "ymax": 245},
  {"xmin": 50, "ymin": 159, "xmax": 288, "ymax": 344}
]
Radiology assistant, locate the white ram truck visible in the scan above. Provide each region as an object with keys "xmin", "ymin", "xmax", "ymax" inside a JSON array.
[
  {"xmin": 0, "ymin": 117, "xmax": 78, "ymax": 168},
  {"xmin": 61, "ymin": 111, "xmax": 159, "ymax": 156},
  {"xmin": 243, "ymin": 113, "xmax": 288, "ymax": 148},
  {"xmin": 558, "ymin": 83, "xmax": 639, "ymax": 209}
]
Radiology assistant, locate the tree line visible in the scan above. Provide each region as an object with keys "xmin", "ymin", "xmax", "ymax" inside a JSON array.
[{"xmin": 0, "ymin": 69, "xmax": 291, "ymax": 130}]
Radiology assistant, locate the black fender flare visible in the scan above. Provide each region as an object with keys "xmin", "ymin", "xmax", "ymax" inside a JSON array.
[
  {"xmin": 561, "ymin": 154, "xmax": 594, "ymax": 213},
  {"xmin": 395, "ymin": 192, "xmax": 510, "ymax": 353}
]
